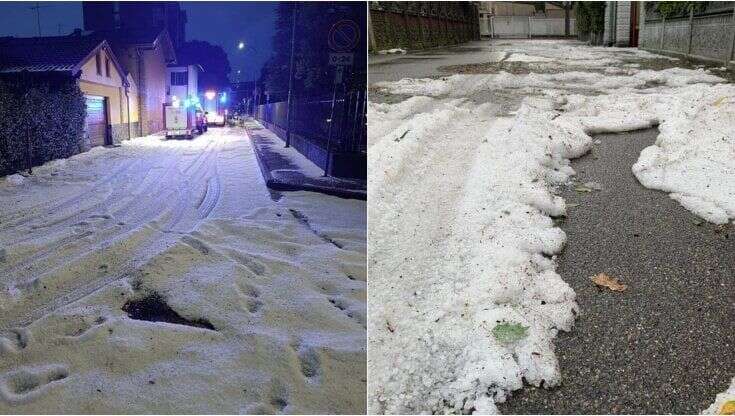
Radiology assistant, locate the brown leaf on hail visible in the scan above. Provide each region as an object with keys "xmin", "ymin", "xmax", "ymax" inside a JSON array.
[{"xmin": 591, "ymin": 273, "xmax": 627, "ymax": 292}]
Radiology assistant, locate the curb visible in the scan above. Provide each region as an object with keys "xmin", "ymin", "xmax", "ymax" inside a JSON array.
[{"xmin": 246, "ymin": 125, "xmax": 367, "ymax": 201}]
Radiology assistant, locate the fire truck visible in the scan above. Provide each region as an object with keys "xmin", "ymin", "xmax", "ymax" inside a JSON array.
[{"xmin": 201, "ymin": 90, "xmax": 228, "ymax": 127}]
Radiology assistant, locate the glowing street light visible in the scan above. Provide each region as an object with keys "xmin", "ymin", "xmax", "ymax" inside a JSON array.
[
  {"xmin": 238, "ymin": 41, "xmax": 245, "ymax": 50},
  {"xmin": 205, "ymin": 90, "xmax": 216, "ymax": 100}
]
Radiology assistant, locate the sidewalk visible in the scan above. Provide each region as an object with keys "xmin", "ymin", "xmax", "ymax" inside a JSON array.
[{"xmin": 244, "ymin": 118, "xmax": 366, "ymax": 200}]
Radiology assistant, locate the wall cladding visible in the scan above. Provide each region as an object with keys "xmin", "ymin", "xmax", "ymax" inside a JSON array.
[
  {"xmin": 369, "ymin": 1, "xmax": 480, "ymax": 51},
  {"xmin": 640, "ymin": 8, "xmax": 735, "ymax": 65}
]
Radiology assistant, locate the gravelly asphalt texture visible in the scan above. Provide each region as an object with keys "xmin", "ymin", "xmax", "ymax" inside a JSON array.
[{"xmin": 498, "ymin": 129, "xmax": 735, "ymax": 414}]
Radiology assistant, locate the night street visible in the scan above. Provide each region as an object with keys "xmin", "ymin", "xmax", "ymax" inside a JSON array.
[
  {"xmin": 0, "ymin": 1, "xmax": 366, "ymax": 412},
  {"xmin": 0, "ymin": 126, "xmax": 366, "ymax": 413}
]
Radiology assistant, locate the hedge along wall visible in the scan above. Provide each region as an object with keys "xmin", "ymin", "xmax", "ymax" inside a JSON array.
[
  {"xmin": 369, "ymin": 2, "xmax": 480, "ymax": 51},
  {"xmin": 0, "ymin": 74, "xmax": 86, "ymax": 176}
]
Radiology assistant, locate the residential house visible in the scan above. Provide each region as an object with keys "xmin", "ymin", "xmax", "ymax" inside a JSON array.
[
  {"xmin": 0, "ymin": 34, "xmax": 138, "ymax": 148},
  {"xmin": 83, "ymin": 2, "xmax": 187, "ymax": 49},
  {"xmin": 166, "ymin": 64, "xmax": 201, "ymax": 105},
  {"xmin": 88, "ymin": 28, "xmax": 177, "ymax": 136}
]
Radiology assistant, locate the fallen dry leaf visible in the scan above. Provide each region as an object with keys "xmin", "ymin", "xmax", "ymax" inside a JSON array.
[
  {"xmin": 591, "ymin": 273, "xmax": 628, "ymax": 292},
  {"xmin": 713, "ymin": 96, "xmax": 727, "ymax": 107},
  {"xmin": 720, "ymin": 400, "xmax": 735, "ymax": 415}
]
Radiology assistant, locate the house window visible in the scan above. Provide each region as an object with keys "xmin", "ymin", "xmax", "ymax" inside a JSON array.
[
  {"xmin": 170, "ymin": 71, "xmax": 188, "ymax": 86},
  {"xmin": 105, "ymin": 58, "xmax": 110, "ymax": 77},
  {"xmin": 95, "ymin": 52, "xmax": 101, "ymax": 75}
]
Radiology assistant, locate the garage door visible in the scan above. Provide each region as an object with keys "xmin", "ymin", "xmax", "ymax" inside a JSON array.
[{"xmin": 85, "ymin": 96, "xmax": 108, "ymax": 147}]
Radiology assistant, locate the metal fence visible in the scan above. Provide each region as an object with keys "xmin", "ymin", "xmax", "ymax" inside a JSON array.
[
  {"xmin": 254, "ymin": 89, "xmax": 367, "ymax": 154},
  {"xmin": 483, "ymin": 16, "xmax": 577, "ymax": 38},
  {"xmin": 640, "ymin": 9, "xmax": 735, "ymax": 65}
]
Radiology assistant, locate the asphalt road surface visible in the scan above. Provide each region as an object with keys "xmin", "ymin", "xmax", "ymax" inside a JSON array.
[{"xmin": 499, "ymin": 128, "xmax": 735, "ymax": 414}]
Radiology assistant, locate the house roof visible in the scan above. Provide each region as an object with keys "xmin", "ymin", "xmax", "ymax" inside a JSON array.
[
  {"xmin": 0, "ymin": 35, "xmax": 105, "ymax": 73},
  {"xmin": 0, "ymin": 34, "xmax": 129, "ymax": 87},
  {"xmin": 88, "ymin": 28, "xmax": 177, "ymax": 66}
]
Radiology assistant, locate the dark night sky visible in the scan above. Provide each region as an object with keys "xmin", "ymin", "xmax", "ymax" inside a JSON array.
[{"xmin": 0, "ymin": 1, "xmax": 277, "ymax": 82}]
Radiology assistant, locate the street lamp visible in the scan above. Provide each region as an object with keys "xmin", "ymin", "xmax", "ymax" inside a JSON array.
[{"xmin": 238, "ymin": 41, "xmax": 245, "ymax": 50}]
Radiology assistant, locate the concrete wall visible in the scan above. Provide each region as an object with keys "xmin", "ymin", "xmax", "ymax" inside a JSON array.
[
  {"xmin": 604, "ymin": 2, "xmax": 635, "ymax": 46},
  {"xmin": 615, "ymin": 2, "xmax": 632, "ymax": 46},
  {"xmin": 113, "ymin": 42, "xmax": 168, "ymax": 136},
  {"xmin": 640, "ymin": 7, "xmax": 735, "ymax": 66},
  {"xmin": 488, "ymin": 16, "xmax": 576, "ymax": 37},
  {"xmin": 140, "ymin": 46, "xmax": 167, "ymax": 135},
  {"xmin": 368, "ymin": 2, "xmax": 480, "ymax": 51}
]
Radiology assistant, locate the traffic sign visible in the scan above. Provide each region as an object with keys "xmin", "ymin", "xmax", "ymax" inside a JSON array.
[
  {"xmin": 329, "ymin": 53, "xmax": 354, "ymax": 66},
  {"xmin": 328, "ymin": 19, "xmax": 360, "ymax": 52}
]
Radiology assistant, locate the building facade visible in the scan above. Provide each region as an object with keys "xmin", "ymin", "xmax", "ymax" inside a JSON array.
[
  {"xmin": 83, "ymin": 2, "xmax": 187, "ymax": 49},
  {"xmin": 166, "ymin": 64, "xmax": 201, "ymax": 104},
  {"xmin": 88, "ymin": 29, "xmax": 177, "ymax": 136},
  {"xmin": 0, "ymin": 35, "xmax": 138, "ymax": 148}
]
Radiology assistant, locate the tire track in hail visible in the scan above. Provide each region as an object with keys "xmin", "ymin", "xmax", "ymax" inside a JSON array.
[
  {"xmin": 0, "ymin": 158, "xmax": 142, "ymax": 231},
  {"xmin": 0, "ymin": 149, "xmax": 187, "ymax": 279},
  {"xmin": 1, "ymin": 134, "xmax": 224, "ymax": 330}
]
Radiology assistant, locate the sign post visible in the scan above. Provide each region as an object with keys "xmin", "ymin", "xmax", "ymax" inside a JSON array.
[{"xmin": 323, "ymin": 19, "xmax": 359, "ymax": 177}]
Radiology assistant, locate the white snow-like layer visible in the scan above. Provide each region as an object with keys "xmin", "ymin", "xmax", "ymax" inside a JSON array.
[
  {"xmin": 704, "ymin": 378, "xmax": 735, "ymax": 414},
  {"xmin": 3, "ymin": 174, "xmax": 25, "ymax": 187},
  {"xmin": 369, "ymin": 43, "xmax": 734, "ymax": 414},
  {"xmin": 0, "ymin": 128, "xmax": 366, "ymax": 413},
  {"xmin": 369, "ymin": 95, "xmax": 584, "ymax": 414},
  {"xmin": 377, "ymin": 48, "xmax": 407, "ymax": 55}
]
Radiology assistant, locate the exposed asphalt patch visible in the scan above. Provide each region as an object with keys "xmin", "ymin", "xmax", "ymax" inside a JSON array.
[
  {"xmin": 498, "ymin": 128, "xmax": 735, "ymax": 414},
  {"xmin": 122, "ymin": 292, "xmax": 216, "ymax": 331}
]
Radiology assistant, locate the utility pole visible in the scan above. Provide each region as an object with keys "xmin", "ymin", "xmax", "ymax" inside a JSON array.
[
  {"xmin": 30, "ymin": 2, "xmax": 42, "ymax": 36},
  {"xmin": 285, "ymin": 4, "xmax": 297, "ymax": 148},
  {"xmin": 29, "ymin": 2, "xmax": 53, "ymax": 37}
]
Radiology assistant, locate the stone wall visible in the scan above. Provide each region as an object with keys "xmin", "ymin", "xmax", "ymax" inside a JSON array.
[
  {"xmin": 368, "ymin": 2, "xmax": 480, "ymax": 51},
  {"xmin": 110, "ymin": 121, "xmax": 141, "ymax": 144},
  {"xmin": 640, "ymin": 6, "xmax": 735, "ymax": 65},
  {"xmin": 615, "ymin": 2, "xmax": 632, "ymax": 46}
]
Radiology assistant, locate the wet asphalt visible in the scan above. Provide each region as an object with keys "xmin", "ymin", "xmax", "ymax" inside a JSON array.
[
  {"xmin": 498, "ymin": 129, "xmax": 735, "ymax": 414},
  {"xmin": 369, "ymin": 42, "xmax": 735, "ymax": 414}
]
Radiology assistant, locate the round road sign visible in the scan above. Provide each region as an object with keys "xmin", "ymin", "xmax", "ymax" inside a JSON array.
[{"xmin": 328, "ymin": 19, "xmax": 360, "ymax": 52}]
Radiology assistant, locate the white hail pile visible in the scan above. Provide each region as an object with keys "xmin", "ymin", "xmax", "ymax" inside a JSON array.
[
  {"xmin": 369, "ymin": 54, "xmax": 733, "ymax": 413},
  {"xmin": 0, "ymin": 130, "xmax": 367, "ymax": 413}
]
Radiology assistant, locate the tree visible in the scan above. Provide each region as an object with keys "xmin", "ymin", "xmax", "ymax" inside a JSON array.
[
  {"xmin": 176, "ymin": 40, "xmax": 232, "ymax": 92},
  {"xmin": 258, "ymin": 2, "xmax": 367, "ymax": 99},
  {"xmin": 548, "ymin": 2, "xmax": 574, "ymax": 36}
]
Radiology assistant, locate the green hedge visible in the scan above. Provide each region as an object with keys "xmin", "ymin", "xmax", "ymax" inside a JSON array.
[
  {"xmin": 576, "ymin": 2, "xmax": 606, "ymax": 40},
  {"xmin": 0, "ymin": 75, "xmax": 86, "ymax": 176}
]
